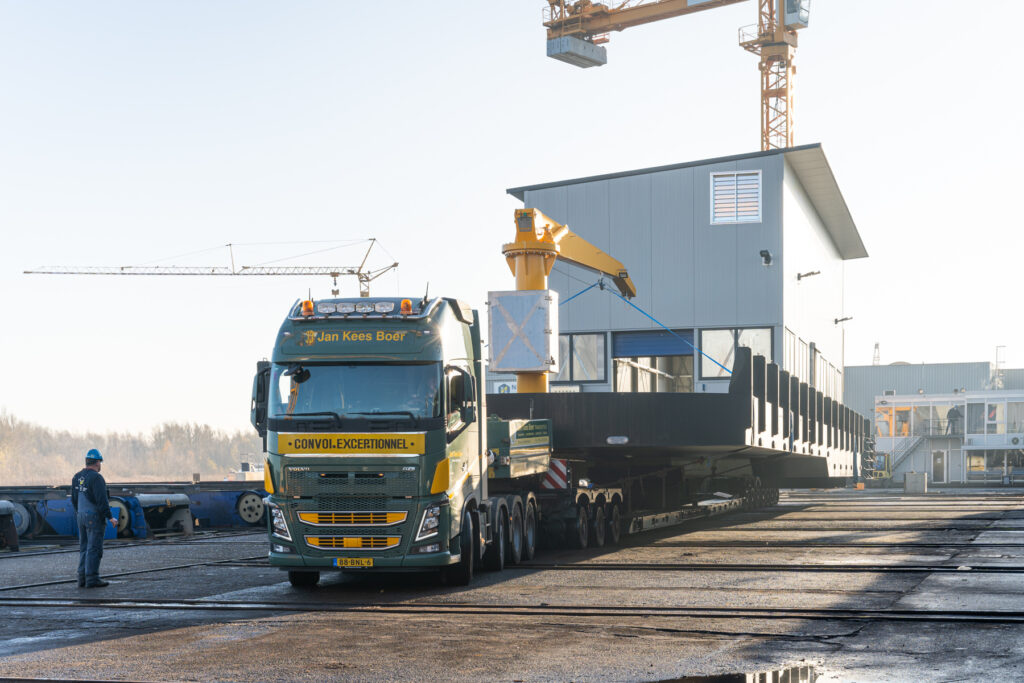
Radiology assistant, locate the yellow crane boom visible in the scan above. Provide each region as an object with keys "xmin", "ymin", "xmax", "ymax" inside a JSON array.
[{"xmin": 545, "ymin": 0, "xmax": 745, "ymax": 39}]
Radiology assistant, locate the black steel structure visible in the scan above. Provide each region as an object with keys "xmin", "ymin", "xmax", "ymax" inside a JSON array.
[{"xmin": 488, "ymin": 348, "xmax": 869, "ymax": 491}]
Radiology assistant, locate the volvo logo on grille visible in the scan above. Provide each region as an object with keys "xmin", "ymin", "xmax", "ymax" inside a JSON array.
[{"xmin": 290, "ymin": 466, "xmax": 311, "ymax": 471}]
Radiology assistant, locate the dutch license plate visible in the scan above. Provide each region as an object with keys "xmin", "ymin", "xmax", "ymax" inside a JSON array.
[{"xmin": 334, "ymin": 558, "xmax": 373, "ymax": 568}]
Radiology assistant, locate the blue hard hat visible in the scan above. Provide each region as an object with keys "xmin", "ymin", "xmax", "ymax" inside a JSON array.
[{"xmin": 86, "ymin": 448, "xmax": 103, "ymax": 462}]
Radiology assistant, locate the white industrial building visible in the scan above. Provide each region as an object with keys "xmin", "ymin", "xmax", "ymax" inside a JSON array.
[
  {"xmin": 492, "ymin": 143, "xmax": 867, "ymax": 401},
  {"xmin": 845, "ymin": 362, "xmax": 1024, "ymax": 485}
]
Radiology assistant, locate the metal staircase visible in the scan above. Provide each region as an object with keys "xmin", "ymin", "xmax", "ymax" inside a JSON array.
[{"xmin": 889, "ymin": 436, "xmax": 926, "ymax": 474}]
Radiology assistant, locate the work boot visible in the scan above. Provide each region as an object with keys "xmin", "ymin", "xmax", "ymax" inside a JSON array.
[
  {"xmin": 77, "ymin": 576, "xmax": 85, "ymax": 587},
  {"xmin": 84, "ymin": 580, "xmax": 110, "ymax": 588}
]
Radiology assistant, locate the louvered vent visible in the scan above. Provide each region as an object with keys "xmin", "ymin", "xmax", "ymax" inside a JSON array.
[{"xmin": 711, "ymin": 171, "xmax": 761, "ymax": 224}]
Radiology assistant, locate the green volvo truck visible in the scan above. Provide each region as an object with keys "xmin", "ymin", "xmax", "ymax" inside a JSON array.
[{"xmin": 249, "ymin": 295, "xmax": 613, "ymax": 587}]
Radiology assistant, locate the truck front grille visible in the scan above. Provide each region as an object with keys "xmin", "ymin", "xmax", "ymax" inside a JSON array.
[
  {"xmin": 297, "ymin": 511, "xmax": 407, "ymax": 526},
  {"xmin": 313, "ymin": 495, "xmax": 388, "ymax": 511},
  {"xmin": 305, "ymin": 536, "xmax": 400, "ymax": 550},
  {"xmin": 284, "ymin": 468, "xmax": 418, "ymax": 497}
]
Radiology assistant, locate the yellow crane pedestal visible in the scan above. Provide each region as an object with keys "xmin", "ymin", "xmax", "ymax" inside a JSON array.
[{"xmin": 502, "ymin": 208, "xmax": 636, "ymax": 394}]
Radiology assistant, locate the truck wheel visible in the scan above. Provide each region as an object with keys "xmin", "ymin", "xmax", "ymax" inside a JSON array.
[
  {"xmin": 442, "ymin": 510, "xmax": 475, "ymax": 586},
  {"xmin": 568, "ymin": 503, "xmax": 589, "ymax": 549},
  {"xmin": 483, "ymin": 510, "xmax": 506, "ymax": 572},
  {"xmin": 508, "ymin": 504, "xmax": 524, "ymax": 565},
  {"xmin": 523, "ymin": 502, "xmax": 537, "ymax": 561},
  {"xmin": 288, "ymin": 570, "xmax": 319, "ymax": 588},
  {"xmin": 607, "ymin": 503, "xmax": 622, "ymax": 545},
  {"xmin": 589, "ymin": 505, "xmax": 606, "ymax": 548}
]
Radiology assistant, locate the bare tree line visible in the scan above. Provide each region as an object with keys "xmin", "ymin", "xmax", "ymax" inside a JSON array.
[{"xmin": 0, "ymin": 411, "xmax": 264, "ymax": 486}]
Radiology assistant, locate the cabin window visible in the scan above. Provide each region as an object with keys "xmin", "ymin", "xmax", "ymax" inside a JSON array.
[
  {"xmin": 698, "ymin": 327, "xmax": 773, "ymax": 379},
  {"xmin": 552, "ymin": 333, "xmax": 606, "ymax": 383}
]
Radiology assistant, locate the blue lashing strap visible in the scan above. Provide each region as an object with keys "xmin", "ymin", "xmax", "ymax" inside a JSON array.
[
  {"xmin": 559, "ymin": 281, "xmax": 600, "ymax": 307},
  {"xmin": 561, "ymin": 279, "xmax": 732, "ymax": 376}
]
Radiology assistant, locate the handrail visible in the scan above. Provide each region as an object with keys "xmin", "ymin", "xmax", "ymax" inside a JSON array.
[{"xmin": 890, "ymin": 436, "xmax": 925, "ymax": 473}]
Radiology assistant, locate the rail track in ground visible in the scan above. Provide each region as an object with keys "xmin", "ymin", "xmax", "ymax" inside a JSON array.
[{"xmin": 3, "ymin": 595, "xmax": 1024, "ymax": 624}]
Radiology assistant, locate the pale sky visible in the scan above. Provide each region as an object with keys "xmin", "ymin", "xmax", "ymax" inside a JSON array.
[{"xmin": 2, "ymin": 1, "xmax": 1022, "ymax": 434}]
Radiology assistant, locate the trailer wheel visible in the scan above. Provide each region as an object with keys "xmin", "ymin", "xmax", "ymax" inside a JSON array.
[
  {"xmin": 442, "ymin": 509, "xmax": 475, "ymax": 586},
  {"xmin": 483, "ymin": 509, "xmax": 506, "ymax": 572},
  {"xmin": 523, "ymin": 502, "xmax": 537, "ymax": 561},
  {"xmin": 607, "ymin": 503, "xmax": 622, "ymax": 545},
  {"xmin": 508, "ymin": 504, "xmax": 524, "ymax": 565},
  {"xmin": 568, "ymin": 503, "xmax": 589, "ymax": 549},
  {"xmin": 288, "ymin": 570, "xmax": 319, "ymax": 588},
  {"xmin": 589, "ymin": 505, "xmax": 606, "ymax": 548}
]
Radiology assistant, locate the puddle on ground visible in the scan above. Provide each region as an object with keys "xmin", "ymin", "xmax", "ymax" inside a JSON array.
[{"xmin": 660, "ymin": 665, "xmax": 816, "ymax": 682}]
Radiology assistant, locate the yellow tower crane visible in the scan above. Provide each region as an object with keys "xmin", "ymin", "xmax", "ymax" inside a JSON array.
[
  {"xmin": 544, "ymin": 0, "xmax": 811, "ymax": 150},
  {"xmin": 503, "ymin": 207, "xmax": 636, "ymax": 393}
]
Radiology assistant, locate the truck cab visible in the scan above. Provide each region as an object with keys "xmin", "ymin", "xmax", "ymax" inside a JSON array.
[{"xmin": 250, "ymin": 296, "xmax": 486, "ymax": 586}]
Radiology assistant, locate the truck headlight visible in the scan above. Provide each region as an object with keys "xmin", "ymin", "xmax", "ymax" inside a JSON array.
[
  {"xmin": 268, "ymin": 502, "xmax": 291, "ymax": 541},
  {"xmin": 415, "ymin": 503, "xmax": 441, "ymax": 541}
]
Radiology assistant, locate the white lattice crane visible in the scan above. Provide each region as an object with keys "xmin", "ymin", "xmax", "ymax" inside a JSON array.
[{"xmin": 25, "ymin": 239, "xmax": 398, "ymax": 297}]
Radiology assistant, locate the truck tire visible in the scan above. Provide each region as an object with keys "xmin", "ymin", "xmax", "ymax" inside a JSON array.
[
  {"xmin": 607, "ymin": 503, "xmax": 622, "ymax": 545},
  {"xmin": 589, "ymin": 505, "xmax": 606, "ymax": 548},
  {"xmin": 568, "ymin": 503, "xmax": 588, "ymax": 549},
  {"xmin": 523, "ymin": 502, "xmax": 537, "ymax": 561},
  {"xmin": 483, "ymin": 509, "xmax": 506, "ymax": 572},
  {"xmin": 442, "ymin": 510, "xmax": 475, "ymax": 586},
  {"xmin": 508, "ymin": 504, "xmax": 524, "ymax": 565},
  {"xmin": 288, "ymin": 570, "xmax": 319, "ymax": 588}
]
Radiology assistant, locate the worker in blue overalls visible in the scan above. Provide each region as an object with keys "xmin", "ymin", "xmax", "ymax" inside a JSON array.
[{"xmin": 71, "ymin": 449, "xmax": 115, "ymax": 588}]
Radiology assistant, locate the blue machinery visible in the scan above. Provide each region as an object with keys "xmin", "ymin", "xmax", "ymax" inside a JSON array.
[{"xmin": 0, "ymin": 483, "xmax": 267, "ymax": 544}]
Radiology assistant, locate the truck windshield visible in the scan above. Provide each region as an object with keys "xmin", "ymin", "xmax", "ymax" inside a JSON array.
[{"xmin": 269, "ymin": 362, "xmax": 442, "ymax": 420}]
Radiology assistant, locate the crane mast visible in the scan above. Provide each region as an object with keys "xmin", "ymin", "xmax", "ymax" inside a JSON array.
[
  {"xmin": 544, "ymin": 0, "xmax": 810, "ymax": 151},
  {"xmin": 739, "ymin": 0, "xmax": 799, "ymax": 150}
]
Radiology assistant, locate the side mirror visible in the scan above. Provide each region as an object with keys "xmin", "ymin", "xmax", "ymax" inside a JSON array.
[
  {"xmin": 445, "ymin": 366, "xmax": 477, "ymax": 428},
  {"xmin": 250, "ymin": 361, "xmax": 270, "ymax": 438}
]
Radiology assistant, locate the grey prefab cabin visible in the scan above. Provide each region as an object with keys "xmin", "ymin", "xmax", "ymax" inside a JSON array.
[{"xmin": 503, "ymin": 143, "xmax": 867, "ymax": 401}]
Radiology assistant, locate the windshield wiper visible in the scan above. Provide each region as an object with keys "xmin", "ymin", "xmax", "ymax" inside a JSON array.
[
  {"xmin": 280, "ymin": 411, "xmax": 347, "ymax": 424},
  {"xmin": 349, "ymin": 410, "xmax": 419, "ymax": 423}
]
